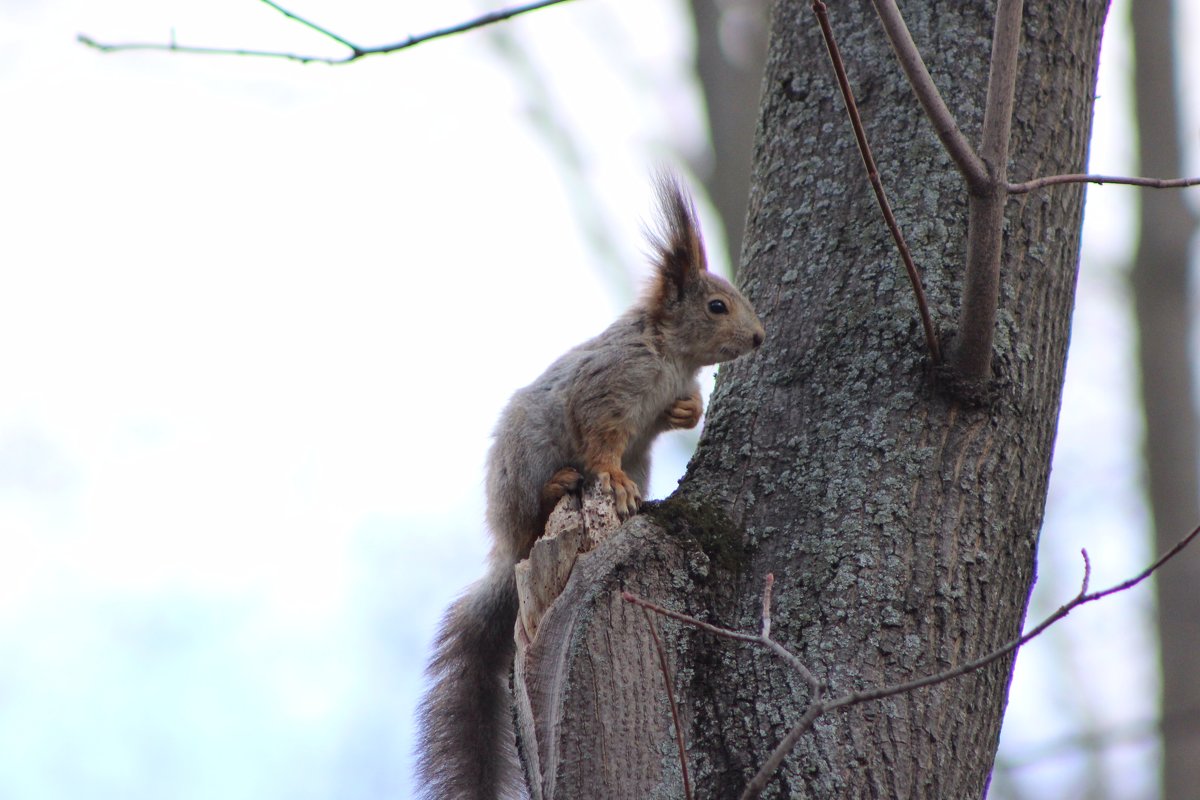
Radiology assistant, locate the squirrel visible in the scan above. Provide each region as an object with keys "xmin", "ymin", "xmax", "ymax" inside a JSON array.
[{"xmin": 415, "ymin": 173, "xmax": 765, "ymax": 800}]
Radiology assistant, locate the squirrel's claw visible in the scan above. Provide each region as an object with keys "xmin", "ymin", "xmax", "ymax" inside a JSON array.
[{"xmin": 599, "ymin": 470, "xmax": 641, "ymax": 519}]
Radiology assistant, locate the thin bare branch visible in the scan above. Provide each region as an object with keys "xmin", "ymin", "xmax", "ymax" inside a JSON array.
[
  {"xmin": 1089, "ymin": 520, "xmax": 1198, "ymax": 601},
  {"xmin": 738, "ymin": 703, "xmax": 824, "ymax": 800},
  {"xmin": 868, "ymin": 0, "xmax": 988, "ymax": 191},
  {"xmin": 837, "ymin": 525, "xmax": 1191, "ymax": 709},
  {"xmin": 811, "ymin": 1, "xmax": 943, "ymax": 366},
  {"xmin": 79, "ymin": 0, "xmax": 577, "ymax": 65},
  {"xmin": 627, "ymin": 521, "xmax": 1200, "ymax": 798},
  {"xmin": 739, "ymin": 576, "xmax": 827, "ymax": 800},
  {"xmin": 979, "ymin": 0, "xmax": 1024, "ymax": 176},
  {"xmin": 259, "ymin": 0, "xmax": 360, "ymax": 51},
  {"xmin": 75, "ymin": 35, "xmax": 331, "ymax": 64},
  {"xmin": 1007, "ymin": 173, "xmax": 1200, "ymax": 194},
  {"xmin": 1078, "ymin": 548, "xmax": 1092, "ymax": 595},
  {"xmin": 622, "ymin": 592, "xmax": 767, "ymax": 647},
  {"xmin": 625, "ymin": 581, "xmax": 823, "ymax": 800},
  {"xmin": 825, "ymin": 528, "xmax": 1200, "ymax": 714},
  {"xmin": 623, "ymin": 588, "xmax": 821, "ymax": 692},
  {"xmin": 951, "ymin": 0, "xmax": 1023, "ymax": 384},
  {"xmin": 640, "ymin": 608, "xmax": 692, "ymax": 800}
]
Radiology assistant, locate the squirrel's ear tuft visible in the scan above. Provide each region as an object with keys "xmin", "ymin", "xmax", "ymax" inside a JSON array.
[{"xmin": 646, "ymin": 172, "xmax": 708, "ymax": 309}]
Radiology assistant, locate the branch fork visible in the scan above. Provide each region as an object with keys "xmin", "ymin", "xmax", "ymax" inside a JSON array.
[
  {"xmin": 79, "ymin": 0, "xmax": 577, "ymax": 64},
  {"xmin": 816, "ymin": 0, "xmax": 1200, "ymax": 386},
  {"xmin": 80, "ymin": 0, "xmax": 1200, "ymax": 385}
]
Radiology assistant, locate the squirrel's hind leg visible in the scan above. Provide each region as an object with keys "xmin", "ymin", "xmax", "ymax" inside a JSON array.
[
  {"xmin": 539, "ymin": 467, "xmax": 583, "ymax": 524},
  {"xmin": 577, "ymin": 424, "xmax": 642, "ymax": 518}
]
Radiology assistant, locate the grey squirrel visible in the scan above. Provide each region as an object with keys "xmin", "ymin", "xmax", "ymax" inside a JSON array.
[{"xmin": 415, "ymin": 174, "xmax": 765, "ymax": 799}]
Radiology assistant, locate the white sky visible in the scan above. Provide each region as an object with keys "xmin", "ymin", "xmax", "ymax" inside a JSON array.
[{"xmin": 0, "ymin": 1, "xmax": 1196, "ymax": 798}]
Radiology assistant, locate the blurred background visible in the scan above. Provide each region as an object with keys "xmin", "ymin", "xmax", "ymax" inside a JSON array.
[{"xmin": 0, "ymin": 1, "xmax": 1197, "ymax": 798}]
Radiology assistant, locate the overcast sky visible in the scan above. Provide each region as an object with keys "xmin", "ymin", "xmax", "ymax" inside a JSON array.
[{"xmin": 1, "ymin": 1, "xmax": 1197, "ymax": 798}]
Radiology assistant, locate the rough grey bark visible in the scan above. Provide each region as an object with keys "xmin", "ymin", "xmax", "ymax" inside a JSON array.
[
  {"xmin": 1129, "ymin": 1, "xmax": 1200, "ymax": 796},
  {"xmin": 516, "ymin": 1, "xmax": 1109, "ymax": 797}
]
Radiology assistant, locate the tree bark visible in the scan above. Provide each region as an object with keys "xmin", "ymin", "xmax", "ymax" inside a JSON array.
[
  {"xmin": 1130, "ymin": 1, "xmax": 1200, "ymax": 796},
  {"xmin": 517, "ymin": 1, "xmax": 1109, "ymax": 796}
]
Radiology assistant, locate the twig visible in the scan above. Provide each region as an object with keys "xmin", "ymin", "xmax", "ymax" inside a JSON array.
[
  {"xmin": 951, "ymin": 0, "xmax": 1024, "ymax": 383},
  {"xmin": 1085, "ymin": 521, "xmax": 1196, "ymax": 601},
  {"xmin": 76, "ymin": 36, "xmax": 330, "ymax": 64},
  {"xmin": 259, "ymin": 0, "xmax": 359, "ymax": 51},
  {"xmin": 736, "ymin": 575, "xmax": 827, "ymax": 799},
  {"xmin": 867, "ymin": 0, "xmax": 988, "ymax": 191},
  {"xmin": 623, "ymin": 521, "xmax": 1200, "ymax": 799},
  {"xmin": 625, "ymin": 577, "xmax": 821, "ymax": 693},
  {"xmin": 738, "ymin": 703, "xmax": 824, "ymax": 800},
  {"xmin": 624, "ymin": 577, "xmax": 821, "ymax": 800},
  {"xmin": 640, "ymin": 607, "xmax": 692, "ymax": 800},
  {"xmin": 811, "ymin": 1, "xmax": 943, "ymax": 366},
  {"xmin": 1007, "ymin": 173, "xmax": 1200, "ymax": 194},
  {"xmin": 824, "ymin": 548, "xmax": 1091, "ymax": 713},
  {"xmin": 979, "ymin": 0, "xmax": 1024, "ymax": 177},
  {"xmin": 78, "ymin": 0, "xmax": 577, "ymax": 65}
]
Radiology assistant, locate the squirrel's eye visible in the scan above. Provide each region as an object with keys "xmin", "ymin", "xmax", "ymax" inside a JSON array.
[{"xmin": 708, "ymin": 299, "xmax": 728, "ymax": 314}]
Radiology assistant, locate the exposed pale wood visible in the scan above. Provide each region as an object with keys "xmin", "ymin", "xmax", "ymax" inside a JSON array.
[
  {"xmin": 512, "ymin": 485, "xmax": 688, "ymax": 799},
  {"xmin": 514, "ymin": 506, "xmax": 584, "ymax": 648},
  {"xmin": 579, "ymin": 483, "xmax": 621, "ymax": 552},
  {"xmin": 514, "ymin": 484, "xmax": 622, "ymax": 647},
  {"xmin": 513, "ymin": 503, "xmax": 693, "ymax": 799}
]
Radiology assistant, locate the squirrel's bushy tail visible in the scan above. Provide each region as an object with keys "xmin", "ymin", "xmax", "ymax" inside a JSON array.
[{"xmin": 416, "ymin": 561, "xmax": 523, "ymax": 800}]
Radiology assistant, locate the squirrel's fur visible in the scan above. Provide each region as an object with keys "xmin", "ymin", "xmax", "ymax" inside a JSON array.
[{"xmin": 415, "ymin": 174, "xmax": 765, "ymax": 799}]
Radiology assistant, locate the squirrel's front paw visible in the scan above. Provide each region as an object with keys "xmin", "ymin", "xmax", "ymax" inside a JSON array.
[
  {"xmin": 598, "ymin": 469, "xmax": 641, "ymax": 519},
  {"xmin": 665, "ymin": 393, "xmax": 703, "ymax": 430}
]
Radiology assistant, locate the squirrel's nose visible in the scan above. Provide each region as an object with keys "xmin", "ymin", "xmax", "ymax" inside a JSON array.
[{"xmin": 752, "ymin": 329, "xmax": 765, "ymax": 349}]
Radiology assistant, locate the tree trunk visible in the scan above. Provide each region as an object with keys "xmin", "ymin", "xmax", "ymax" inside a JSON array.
[
  {"xmin": 516, "ymin": 1, "xmax": 1109, "ymax": 796},
  {"xmin": 1130, "ymin": 1, "xmax": 1200, "ymax": 796}
]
